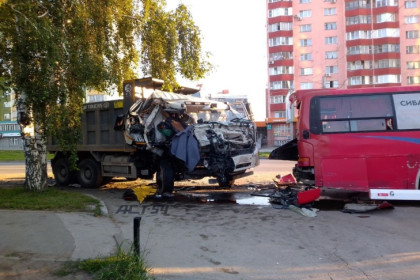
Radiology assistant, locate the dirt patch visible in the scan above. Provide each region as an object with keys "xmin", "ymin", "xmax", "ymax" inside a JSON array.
[{"xmin": 0, "ymin": 254, "xmax": 91, "ymax": 280}]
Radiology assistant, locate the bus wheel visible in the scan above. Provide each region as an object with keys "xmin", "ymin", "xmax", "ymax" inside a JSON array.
[
  {"xmin": 77, "ymin": 158, "xmax": 103, "ymax": 188},
  {"xmin": 52, "ymin": 157, "xmax": 76, "ymax": 186},
  {"xmin": 217, "ymin": 175, "xmax": 235, "ymax": 188},
  {"xmin": 156, "ymin": 160, "xmax": 174, "ymax": 194}
]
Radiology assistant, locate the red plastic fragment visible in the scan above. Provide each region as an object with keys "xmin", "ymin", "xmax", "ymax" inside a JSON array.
[{"xmin": 297, "ymin": 188, "xmax": 321, "ymax": 205}]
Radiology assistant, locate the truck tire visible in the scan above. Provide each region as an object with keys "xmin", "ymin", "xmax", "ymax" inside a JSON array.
[
  {"xmin": 217, "ymin": 175, "xmax": 235, "ymax": 188},
  {"xmin": 77, "ymin": 158, "xmax": 103, "ymax": 188},
  {"xmin": 156, "ymin": 160, "xmax": 174, "ymax": 194},
  {"xmin": 52, "ymin": 157, "xmax": 76, "ymax": 186}
]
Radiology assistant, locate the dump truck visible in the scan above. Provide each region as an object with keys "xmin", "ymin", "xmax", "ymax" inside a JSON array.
[{"xmin": 48, "ymin": 78, "xmax": 259, "ymax": 193}]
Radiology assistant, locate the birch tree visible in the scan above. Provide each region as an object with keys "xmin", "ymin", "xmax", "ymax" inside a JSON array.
[{"xmin": 0, "ymin": 0, "xmax": 210, "ymax": 191}]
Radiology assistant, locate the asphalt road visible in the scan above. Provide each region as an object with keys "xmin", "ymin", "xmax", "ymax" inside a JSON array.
[
  {"xmin": 3, "ymin": 159, "xmax": 420, "ymax": 279},
  {"xmin": 88, "ymin": 178, "xmax": 420, "ymax": 280},
  {"xmin": 0, "ymin": 159, "xmax": 294, "ymax": 182},
  {"xmin": 0, "ymin": 161, "xmax": 53, "ymax": 180}
]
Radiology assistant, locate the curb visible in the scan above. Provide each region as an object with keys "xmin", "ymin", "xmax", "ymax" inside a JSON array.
[{"xmin": 83, "ymin": 193, "xmax": 109, "ymax": 216}]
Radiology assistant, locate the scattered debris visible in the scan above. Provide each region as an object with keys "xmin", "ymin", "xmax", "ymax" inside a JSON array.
[
  {"xmin": 123, "ymin": 186, "xmax": 157, "ymax": 203},
  {"xmin": 252, "ymin": 174, "xmax": 321, "ymax": 217},
  {"xmin": 342, "ymin": 201, "xmax": 394, "ymax": 214}
]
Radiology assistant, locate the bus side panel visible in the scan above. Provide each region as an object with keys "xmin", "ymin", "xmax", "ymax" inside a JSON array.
[
  {"xmin": 321, "ymin": 158, "xmax": 369, "ymax": 191},
  {"xmin": 407, "ymin": 155, "xmax": 420, "ymax": 189},
  {"xmin": 366, "ymin": 156, "xmax": 408, "ymax": 189}
]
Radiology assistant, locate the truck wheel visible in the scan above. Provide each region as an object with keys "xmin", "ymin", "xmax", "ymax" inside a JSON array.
[
  {"xmin": 52, "ymin": 157, "xmax": 76, "ymax": 186},
  {"xmin": 77, "ymin": 158, "xmax": 103, "ymax": 188},
  {"xmin": 157, "ymin": 160, "xmax": 174, "ymax": 194},
  {"xmin": 217, "ymin": 175, "xmax": 235, "ymax": 188}
]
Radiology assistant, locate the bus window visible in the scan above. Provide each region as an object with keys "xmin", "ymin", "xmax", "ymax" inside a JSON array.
[
  {"xmin": 393, "ymin": 93, "xmax": 420, "ymax": 130},
  {"xmin": 314, "ymin": 95, "xmax": 394, "ymax": 134},
  {"xmin": 322, "ymin": 120, "xmax": 349, "ymax": 133},
  {"xmin": 350, "ymin": 119, "xmax": 386, "ymax": 132}
]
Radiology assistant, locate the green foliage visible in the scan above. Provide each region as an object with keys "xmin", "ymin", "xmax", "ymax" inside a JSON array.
[
  {"xmin": 0, "ymin": 150, "xmax": 53, "ymax": 161},
  {"xmin": 75, "ymin": 247, "xmax": 152, "ymax": 280},
  {"xmin": 0, "ymin": 0, "xmax": 210, "ymax": 167},
  {"xmin": 140, "ymin": 0, "xmax": 211, "ymax": 91},
  {"xmin": 0, "ymin": 186, "xmax": 101, "ymax": 214},
  {"xmin": 0, "ymin": 0, "xmax": 141, "ymax": 166}
]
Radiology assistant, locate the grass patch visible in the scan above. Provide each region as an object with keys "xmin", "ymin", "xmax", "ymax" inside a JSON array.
[
  {"xmin": 56, "ymin": 247, "xmax": 153, "ymax": 280},
  {"xmin": 0, "ymin": 150, "xmax": 54, "ymax": 161},
  {"xmin": 259, "ymin": 152, "xmax": 270, "ymax": 159},
  {"xmin": 0, "ymin": 186, "xmax": 101, "ymax": 215}
]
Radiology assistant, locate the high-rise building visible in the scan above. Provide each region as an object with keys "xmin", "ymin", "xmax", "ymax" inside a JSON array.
[{"xmin": 266, "ymin": 0, "xmax": 420, "ymax": 146}]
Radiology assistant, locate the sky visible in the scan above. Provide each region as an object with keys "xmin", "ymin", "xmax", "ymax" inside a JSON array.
[{"xmin": 166, "ymin": 0, "xmax": 268, "ymax": 121}]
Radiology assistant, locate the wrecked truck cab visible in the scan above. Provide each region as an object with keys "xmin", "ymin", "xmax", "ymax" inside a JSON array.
[{"xmin": 124, "ymin": 90, "xmax": 260, "ymax": 193}]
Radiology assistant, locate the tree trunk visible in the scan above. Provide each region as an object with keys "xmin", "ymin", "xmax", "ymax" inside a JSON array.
[
  {"xmin": 17, "ymin": 94, "xmax": 48, "ymax": 191},
  {"xmin": 22, "ymin": 127, "xmax": 48, "ymax": 191}
]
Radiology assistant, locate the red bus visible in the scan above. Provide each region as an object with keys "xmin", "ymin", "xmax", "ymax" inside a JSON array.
[{"xmin": 289, "ymin": 85, "xmax": 420, "ymax": 200}]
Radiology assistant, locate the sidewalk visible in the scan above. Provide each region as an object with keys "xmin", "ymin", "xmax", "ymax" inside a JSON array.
[
  {"xmin": 0, "ymin": 209, "xmax": 120, "ymax": 261},
  {"xmin": 0, "ymin": 205, "xmax": 121, "ymax": 279}
]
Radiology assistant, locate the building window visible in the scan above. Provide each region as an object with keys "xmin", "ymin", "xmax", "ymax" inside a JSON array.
[
  {"xmin": 346, "ymin": 30, "xmax": 371, "ymax": 40},
  {"xmin": 325, "ymin": 36, "xmax": 338, "ymax": 44},
  {"xmin": 269, "ymin": 37, "xmax": 293, "ymax": 47},
  {"xmin": 406, "ymin": 45, "xmax": 420, "ymax": 54},
  {"xmin": 348, "ymin": 60, "xmax": 372, "ymax": 71},
  {"xmin": 349, "ymin": 76, "xmax": 372, "ymax": 86},
  {"xmin": 269, "ymin": 51, "xmax": 293, "ymax": 61},
  {"xmin": 407, "ymin": 61, "xmax": 420, "ymax": 69},
  {"xmin": 405, "ymin": 0, "xmax": 417, "ymax": 8},
  {"xmin": 405, "ymin": 16, "xmax": 419, "ymax": 24},
  {"xmin": 299, "ymin": 10, "xmax": 312, "ymax": 18},
  {"xmin": 346, "ymin": 0, "xmax": 370, "ymax": 10},
  {"xmin": 299, "ymin": 24, "xmax": 312, "ymax": 32},
  {"xmin": 325, "ymin": 22, "xmax": 337, "ymax": 30},
  {"xmin": 325, "ymin": 51, "xmax": 338, "ymax": 59},
  {"xmin": 274, "ymin": 140, "xmax": 290, "ymax": 146},
  {"xmin": 269, "ymin": 22, "xmax": 293, "ymax": 32},
  {"xmin": 300, "ymin": 82, "xmax": 313, "ymax": 89},
  {"xmin": 300, "ymin": 38, "xmax": 312, "ymax": 47},
  {"xmin": 375, "ymin": 0, "xmax": 398, "ymax": 7},
  {"xmin": 324, "ymin": 8, "xmax": 337, "ymax": 16},
  {"xmin": 406, "ymin": 30, "xmax": 419, "ymax": 39},
  {"xmin": 375, "ymin": 74, "xmax": 400, "ymax": 84},
  {"xmin": 269, "ymin": 7, "xmax": 292, "ymax": 18},
  {"xmin": 300, "ymin": 0, "xmax": 311, "ymax": 3},
  {"xmin": 374, "ymin": 44, "xmax": 400, "ymax": 53},
  {"xmin": 347, "ymin": 45, "xmax": 372, "ymax": 55},
  {"xmin": 324, "ymin": 80, "xmax": 339, "ymax": 88},
  {"xmin": 273, "ymin": 124, "xmax": 291, "ymax": 137},
  {"xmin": 375, "ymin": 59, "xmax": 400, "ymax": 69},
  {"xmin": 376, "ymin": 13, "xmax": 396, "ymax": 23},
  {"xmin": 270, "ymin": 81, "xmax": 292, "ymax": 90},
  {"xmin": 270, "ymin": 66, "xmax": 294, "ymax": 75},
  {"xmin": 274, "ymin": 111, "xmax": 287, "ymax": 118},
  {"xmin": 271, "ymin": 95, "xmax": 286, "ymax": 104},
  {"xmin": 326, "ymin": 66, "xmax": 338, "ymax": 74},
  {"xmin": 270, "ymin": 52, "xmax": 293, "ymax": 61},
  {"xmin": 300, "ymin": 53, "xmax": 312, "ymax": 61},
  {"xmin": 300, "ymin": 68, "xmax": 313, "ymax": 75},
  {"xmin": 407, "ymin": 76, "xmax": 420, "ymax": 84},
  {"xmin": 373, "ymin": 28, "xmax": 400, "ymax": 38},
  {"xmin": 346, "ymin": 15, "xmax": 371, "ymax": 25}
]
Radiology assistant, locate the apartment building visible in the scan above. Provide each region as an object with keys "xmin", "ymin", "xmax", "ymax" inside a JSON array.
[{"xmin": 266, "ymin": 0, "xmax": 420, "ymax": 146}]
